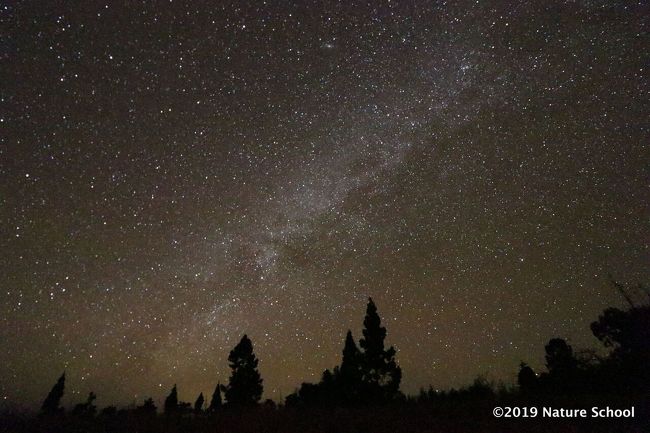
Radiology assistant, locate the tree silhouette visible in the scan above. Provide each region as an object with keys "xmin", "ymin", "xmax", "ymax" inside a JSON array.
[
  {"xmin": 41, "ymin": 372, "xmax": 65, "ymax": 414},
  {"xmin": 285, "ymin": 300, "xmax": 402, "ymax": 407},
  {"xmin": 225, "ymin": 335, "xmax": 263, "ymax": 406},
  {"xmin": 194, "ymin": 392, "xmax": 204, "ymax": 413},
  {"xmin": 358, "ymin": 298, "xmax": 402, "ymax": 401},
  {"xmin": 208, "ymin": 383, "xmax": 223, "ymax": 412},
  {"xmin": 337, "ymin": 330, "xmax": 362, "ymax": 403},
  {"xmin": 517, "ymin": 362, "xmax": 537, "ymax": 393},
  {"xmin": 542, "ymin": 338, "xmax": 580, "ymax": 392},
  {"xmin": 591, "ymin": 305, "xmax": 650, "ymax": 363},
  {"xmin": 545, "ymin": 338, "xmax": 577, "ymax": 377},
  {"xmin": 164, "ymin": 384, "xmax": 179, "ymax": 414},
  {"xmin": 590, "ymin": 301, "xmax": 650, "ymax": 391},
  {"xmin": 340, "ymin": 330, "xmax": 361, "ymax": 382}
]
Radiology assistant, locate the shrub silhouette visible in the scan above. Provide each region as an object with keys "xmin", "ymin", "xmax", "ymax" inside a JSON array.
[
  {"xmin": 517, "ymin": 362, "xmax": 538, "ymax": 393},
  {"xmin": 71, "ymin": 392, "xmax": 97, "ymax": 417},
  {"xmin": 135, "ymin": 397, "xmax": 157, "ymax": 415}
]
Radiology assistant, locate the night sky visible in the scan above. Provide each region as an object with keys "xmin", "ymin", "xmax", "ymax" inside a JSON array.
[{"xmin": 1, "ymin": 0, "xmax": 648, "ymax": 409}]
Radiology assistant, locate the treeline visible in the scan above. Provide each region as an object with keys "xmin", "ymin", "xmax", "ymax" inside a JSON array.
[
  {"xmin": 38, "ymin": 297, "xmax": 402, "ymax": 416},
  {"xmin": 515, "ymin": 281, "xmax": 649, "ymax": 398},
  {"xmin": 416, "ymin": 282, "xmax": 649, "ymax": 407},
  {"xmin": 40, "ymin": 331, "xmax": 263, "ymax": 417},
  {"xmin": 6, "ymin": 284, "xmax": 648, "ymax": 432}
]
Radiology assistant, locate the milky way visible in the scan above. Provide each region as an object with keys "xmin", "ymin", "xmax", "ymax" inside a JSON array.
[{"xmin": 1, "ymin": 1, "xmax": 648, "ymax": 408}]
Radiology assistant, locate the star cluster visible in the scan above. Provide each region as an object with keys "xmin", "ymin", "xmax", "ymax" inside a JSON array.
[{"xmin": 1, "ymin": 1, "xmax": 647, "ymax": 408}]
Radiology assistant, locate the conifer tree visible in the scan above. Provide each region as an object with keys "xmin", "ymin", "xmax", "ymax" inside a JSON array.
[
  {"xmin": 337, "ymin": 330, "xmax": 362, "ymax": 402},
  {"xmin": 164, "ymin": 385, "xmax": 178, "ymax": 414},
  {"xmin": 225, "ymin": 335, "xmax": 263, "ymax": 406},
  {"xmin": 208, "ymin": 383, "xmax": 222, "ymax": 412},
  {"xmin": 194, "ymin": 392, "xmax": 204, "ymax": 413},
  {"xmin": 41, "ymin": 372, "xmax": 65, "ymax": 414},
  {"xmin": 358, "ymin": 298, "xmax": 401, "ymax": 400},
  {"xmin": 340, "ymin": 330, "xmax": 361, "ymax": 380}
]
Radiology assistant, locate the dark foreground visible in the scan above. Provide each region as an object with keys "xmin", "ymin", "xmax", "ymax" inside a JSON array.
[{"xmin": 2, "ymin": 399, "xmax": 647, "ymax": 433}]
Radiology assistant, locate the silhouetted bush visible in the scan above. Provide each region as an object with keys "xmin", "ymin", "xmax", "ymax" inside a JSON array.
[{"xmin": 71, "ymin": 392, "xmax": 96, "ymax": 417}]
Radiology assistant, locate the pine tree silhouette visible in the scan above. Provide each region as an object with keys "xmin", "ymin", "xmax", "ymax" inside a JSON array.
[
  {"xmin": 164, "ymin": 384, "xmax": 179, "ymax": 414},
  {"xmin": 41, "ymin": 372, "xmax": 65, "ymax": 414},
  {"xmin": 285, "ymin": 300, "xmax": 402, "ymax": 407},
  {"xmin": 194, "ymin": 392, "xmax": 204, "ymax": 413},
  {"xmin": 358, "ymin": 298, "xmax": 401, "ymax": 401},
  {"xmin": 208, "ymin": 383, "xmax": 223, "ymax": 412},
  {"xmin": 340, "ymin": 330, "xmax": 361, "ymax": 380},
  {"xmin": 225, "ymin": 335, "xmax": 263, "ymax": 406},
  {"xmin": 338, "ymin": 330, "xmax": 362, "ymax": 402}
]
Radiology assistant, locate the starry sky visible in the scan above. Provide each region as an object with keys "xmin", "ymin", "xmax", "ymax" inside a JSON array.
[{"xmin": 1, "ymin": 0, "xmax": 648, "ymax": 409}]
